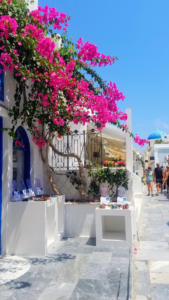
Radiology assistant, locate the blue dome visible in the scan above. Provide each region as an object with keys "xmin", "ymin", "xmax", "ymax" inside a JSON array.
[{"xmin": 148, "ymin": 130, "xmax": 165, "ymax": 140}]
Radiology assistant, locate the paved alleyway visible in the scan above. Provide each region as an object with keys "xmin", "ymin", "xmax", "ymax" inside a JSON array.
[
  {"xmin": 0, "ymin": 237, "xmax": 132, "ymax": 300},
  {"xmin": 134, "ymin": 186, "xmax": 169, "ymax": 300}
]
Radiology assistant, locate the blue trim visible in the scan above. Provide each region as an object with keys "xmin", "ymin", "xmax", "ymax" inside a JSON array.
[
  {"xmin": 15, "ymin": 126, "xmax": 30, "ymax": 183},
  {"xmin": 0, "ymin": 117, "xmax": 3, "ymax": 254},
  {"xmin": 17, "ymin": 147, "xmax": 27, "ymax": 152},
  {"xmin": 0, "ymin": 65, "xmax": 4, "ymax": 102}
]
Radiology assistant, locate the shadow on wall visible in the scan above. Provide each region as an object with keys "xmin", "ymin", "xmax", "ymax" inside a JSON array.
[
  {"xmin": 65, "ymin": 204, "xmax": 96, "ymax": 238},
  {"xmin": 4, "ymin": 71, "xmax": 17, "ymax": 109},
  {"xmin": 132, "ymin": 173, "xmax": 142, "ymax": 195}
]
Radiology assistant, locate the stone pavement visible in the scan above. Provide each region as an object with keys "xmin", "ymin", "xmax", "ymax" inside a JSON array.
[
  {"xmin": 0, "ymin": 237, "xmax": 132, "ymax": 300},
  {"xmin": 0, "ymin": 256, "xmax": 30, "ymax": 285},
  {"xmin": 133, "ymin": 186, "xmax": 169, "ymax": 300}
]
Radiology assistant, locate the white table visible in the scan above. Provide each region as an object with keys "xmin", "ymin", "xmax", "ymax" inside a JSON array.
[
  {"xmin": 95, "ymin": 206, "xmax": 132, "ymax": 247},
  {"xmin": 7, "ymin": 196, "xmax": 65, "ymax": 256}
]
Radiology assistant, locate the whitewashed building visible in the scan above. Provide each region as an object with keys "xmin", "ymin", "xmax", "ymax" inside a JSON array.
[
  {"xmin": 142, "ymin": 130, "xmax": 169, "ymax": 170},
  {"xmin": 0, "ymin": 0, "xmax": 136, "ymax": 255}
]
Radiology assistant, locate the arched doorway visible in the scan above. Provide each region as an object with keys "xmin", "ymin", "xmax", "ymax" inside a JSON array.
[{"xmin": 13, "ymin": 126, "xmax": 30, "ymax": 190}]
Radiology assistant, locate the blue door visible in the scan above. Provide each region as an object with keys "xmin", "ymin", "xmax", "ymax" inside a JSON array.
[{"xmin": 0, "ymin": 117, "xmax": 3, "ymax": 254}]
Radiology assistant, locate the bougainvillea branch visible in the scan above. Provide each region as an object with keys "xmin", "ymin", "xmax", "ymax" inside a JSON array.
[{"xmin": 0, "ymin": 0, "xmax": 148, "ymax": 149}]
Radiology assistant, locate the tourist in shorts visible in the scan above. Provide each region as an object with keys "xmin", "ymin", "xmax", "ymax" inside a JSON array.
[
  {"xmin": 153, "ymin": 163, "xmax": 165, "ymax": 196},
  {"xmin": 145, "ymin": 167, "xmax": 154, "ymax": 196},
  {"xmin": 163, "ymin": 167, "xmax": 168, "ymax": 190},
  {"xmin": 165, "ymin": 166, "xmax": 169, "ymax": 193}
]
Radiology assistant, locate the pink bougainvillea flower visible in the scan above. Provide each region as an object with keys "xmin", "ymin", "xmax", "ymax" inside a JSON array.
[
  {"xmin": 32, "ymin": 135, "xmax": 45, "ymax": 148},
  {"xmin": 0, "ymin": 15, "xmax": 17, "ymax": 39},
  {"xmin": 36, "ymin": 37, "xmax": 55, "ymax": 59},
  {"xmin": 7, "ymin": 0, "xmax": 11, "ymax": 4},
  {"xmin": 0, "ymin": 4, "xmax": 147, "ymax": 148},
  {"xmin": 24, "ymin": 24, "xmax": 43, "ymax": 40}
]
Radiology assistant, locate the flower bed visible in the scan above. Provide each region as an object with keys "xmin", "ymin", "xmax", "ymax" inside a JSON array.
[{"xmin": 102, "ymin": 160, "xmax": 126, "ymax": 167}]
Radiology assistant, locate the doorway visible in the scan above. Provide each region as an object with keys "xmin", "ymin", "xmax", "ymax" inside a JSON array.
[{"xmin": 13, "ymin": 126, "xmax": 30, "ymax": 190}]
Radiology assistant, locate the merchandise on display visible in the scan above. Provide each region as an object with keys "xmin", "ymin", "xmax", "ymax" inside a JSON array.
[
  {"xmin": 11, "ymin": 178, "xmax": 60, "ymax": 202},
  {"xmin": 98, "ymin": 203, "xmax": 129, "ymax": 210},
  {"xmin": 101, "ymin": 188, "xmax": 109, "ymax": 197},
  {"xmin": 22, "ymin": 194, "xmax": 60, "ymax": 201}
]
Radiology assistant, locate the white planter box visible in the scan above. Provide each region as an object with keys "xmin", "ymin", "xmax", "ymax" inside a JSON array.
[
  {"xmin": 7, "ymin": 196, "xmax": 65, "ymax": 256},
  {"xmin": 95, "ymin": 207, "xmax": 132, "ymax": 247},
  {"xmin": 65, "ymin": 203, "xmax": 98, "ymax": 237}
]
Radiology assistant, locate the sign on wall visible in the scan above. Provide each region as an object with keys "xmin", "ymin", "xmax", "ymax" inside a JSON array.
[{"xmin": 0, "ymin": 65, "xmax": 4, "ymax": 102}]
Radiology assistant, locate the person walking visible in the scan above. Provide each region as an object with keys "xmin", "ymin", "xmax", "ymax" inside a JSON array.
[
  {"xmin": 163, "ymin": 167, "xmax": 168, "ymax": 190},
  {"xmin": 153, "ymin": 163, "xmax": 165, "ymax": 196},
  {"xmin": 165, "ymin": 166, "xmax": 169, "ymax": 194},
  {"xmin": 145, "ymin": 167, "xmax": 154, "ymax": 196}
]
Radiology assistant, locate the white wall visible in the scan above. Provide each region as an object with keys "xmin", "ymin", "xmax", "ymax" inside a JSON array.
[
  {"xmin": 154, "ymin": 144, "xmax": 169, "ymax": 167},
  {"xmin": 65, "ymin": 204, "xmax": 97, "ymax": 237},
  {"xmin": 4, "ymin": 71, "xmax": 16, "ymax": 109},
  {"xmin": 25, "ymin": 0, "xmax": 38, "ymax": 11},
  {"xmin": 1, "ymin": 118, "xmax": 13, "ymax": 255},
  {"xmin": 132, "ymin": 173, "xmax": 143, "ymax": 235},
  {"xmin": 27, "ymin": 129, "xmax": 52, "ymax": 194},
  {"xmin": 1, "ymin": 70, "xmax": 16, "ymax": 254},
  {"xmin": 0, "ymin": 70, "xmax": 53, "ymax": 254},
  {"xmin": 1, "ymin": 117, "xmax": 53, "ymax": 254},
  {"xmin": 125, "ymin": 109, "xmax": 133, "ymax": 174}
]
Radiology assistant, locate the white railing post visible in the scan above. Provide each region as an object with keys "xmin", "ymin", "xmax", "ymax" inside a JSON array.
[{"xmin": 125, "ymin": 108, "xmax": 133, "ymax": 175}]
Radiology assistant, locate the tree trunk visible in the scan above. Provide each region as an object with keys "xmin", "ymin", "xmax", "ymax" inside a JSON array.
[{"xmin": 35, "ymin": 128, "xmax": 88, "ymax": 201}]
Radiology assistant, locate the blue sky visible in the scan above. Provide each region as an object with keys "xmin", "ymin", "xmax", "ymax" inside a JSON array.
[{"xmin": 39, "ymin": 0, "xmax": 169, "ymax": 150}]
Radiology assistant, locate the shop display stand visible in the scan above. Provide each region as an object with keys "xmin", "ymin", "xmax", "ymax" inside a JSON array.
[
  {"xmin": 7, "ymin": 195, "xmax": 65, "ymax": 256},
  {"xmin": 95, "ymin": 205, "xmax": 132, "ymax": 247}
]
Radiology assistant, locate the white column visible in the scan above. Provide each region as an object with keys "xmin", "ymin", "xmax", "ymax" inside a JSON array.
[
  {"xmin": 154, "ymin": 147, "xmax": 159, "ymax": 165},
  {"xmin": 125, "ymin": 108, "xmax": 133, "ymax": 175},
  {"xmin": 25, "ymin": 0, "xmax": 38, "ymax": 11},
  {"xmin": 1, "ymin": 117, "xmax": 13, "ymax": 255}
]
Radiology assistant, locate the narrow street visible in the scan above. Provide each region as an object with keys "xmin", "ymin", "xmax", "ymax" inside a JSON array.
[{"xmin": 134, "ymin": 186, "xmax": 169, "ymax": 300}]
